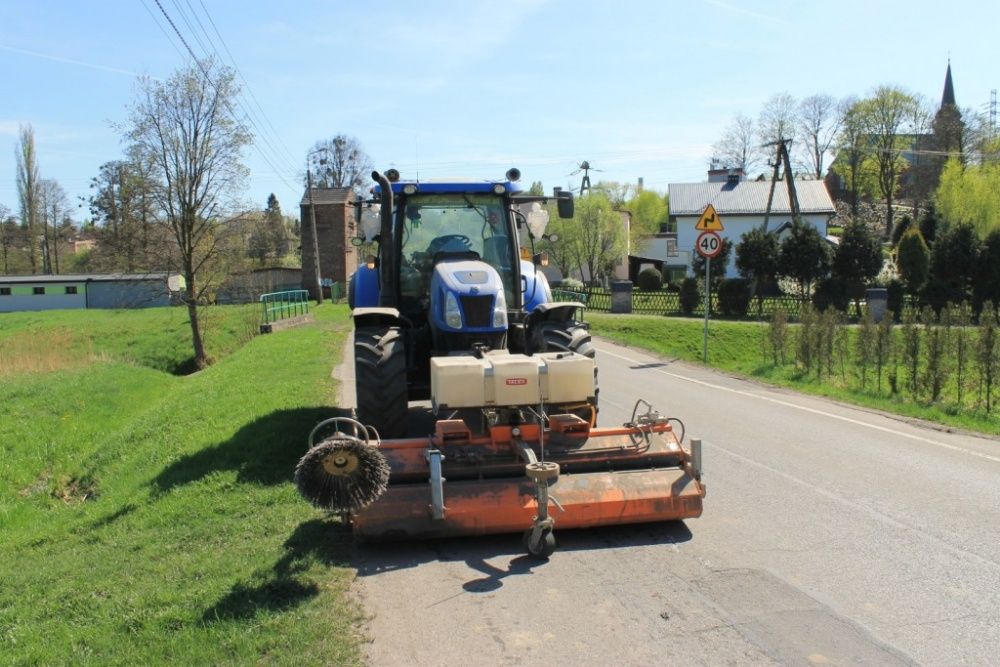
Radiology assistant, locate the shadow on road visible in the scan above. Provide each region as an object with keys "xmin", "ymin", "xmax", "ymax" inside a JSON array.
[{"xmin": 354, "ymin": 520, "xmax": 693, "ymax": 592}]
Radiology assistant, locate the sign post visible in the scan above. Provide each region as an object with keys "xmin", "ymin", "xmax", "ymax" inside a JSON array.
[{"xmin": 695, "ymin": 205, "xmax": 725, "ymax": 362}]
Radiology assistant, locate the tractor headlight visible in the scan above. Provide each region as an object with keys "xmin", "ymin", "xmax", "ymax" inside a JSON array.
[
  {"xmin": 492, "ymin": 291, "xmax": 508, "ymax": 328},
  {"xmin": 445, "ymin": 292, "xmax": 463, "ymax": 329}
]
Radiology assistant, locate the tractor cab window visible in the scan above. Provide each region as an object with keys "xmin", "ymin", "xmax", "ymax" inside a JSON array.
[{"xmin": 397, "ymin": 194, "xmax": 515, "ymax": 304}]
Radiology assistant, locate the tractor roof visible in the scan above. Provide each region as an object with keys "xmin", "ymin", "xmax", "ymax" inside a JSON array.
[{"xmin": 374, "ymin": 180, "xmax": 524, "ymax": 195}]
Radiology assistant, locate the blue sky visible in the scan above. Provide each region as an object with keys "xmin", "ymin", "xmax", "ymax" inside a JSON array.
[{"xmin": 1, "ymin": 0, "xmax": 997, "ymax": 221}]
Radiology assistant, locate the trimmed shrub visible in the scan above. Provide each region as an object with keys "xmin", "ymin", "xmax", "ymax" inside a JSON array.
[
  {"xmin": 717, "ymin": 278, "xmax": 751, "ymax": 317},
  {"xmin": 559, "ymin": 277, "xmax": 584, "ymax": 291},
  {"xmin": 812, "ymin": 276, "xmax": 851, "ymax": 313},
  {"xmin": 637, "ymin": 267, "xmax": 663, "ymax": 291},
  {"xmin": 921, "ymin": 278, "xmax": 965, "ymax": 314},
  {"xmin": 679, "ymin": 277, "xmax": 699, "ymax": 315},
  {"xmin": 885, "ymin": 278, "xmax": 904, "ymax": 320}
]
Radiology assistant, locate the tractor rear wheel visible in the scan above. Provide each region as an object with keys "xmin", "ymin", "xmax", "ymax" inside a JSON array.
[
  {"xmin": 530, "ymin": 321, "xmax": 599, "ymax": 421},
  {"xmin": 354, "ymin": 326, "xmax": 408, "ymax": 439}
]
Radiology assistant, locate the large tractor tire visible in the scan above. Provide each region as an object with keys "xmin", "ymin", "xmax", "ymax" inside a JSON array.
[
  {"xmin": 530, "ymin": 321, "xmax": 599, "ymax": 422},
  {"xmin": 354, "ymin": 326, "xmax": 408, "ymax": 439}
]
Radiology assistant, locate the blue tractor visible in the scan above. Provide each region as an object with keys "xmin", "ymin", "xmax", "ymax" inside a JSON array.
[{"xmin": 348, "ymin": 168, "xmax": 596, "ymax": 438}]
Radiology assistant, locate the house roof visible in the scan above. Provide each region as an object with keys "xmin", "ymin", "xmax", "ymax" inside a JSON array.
[
  {"xmin": 668, "ymin": 180, "xmax": 835, "ymax": 216},
  {"xmin": 0, "ymin": 273, "xmax": 174, "ymax": 284},
  {"xmin": 300, "ymin": 187, "xmax": 353, "ymax": 206}
]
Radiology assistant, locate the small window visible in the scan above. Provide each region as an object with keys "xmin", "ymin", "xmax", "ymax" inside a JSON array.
[
  {"xmin": 0, "ymin": 287, "xmax": 10, "ymax": 296},
  {"xmin": 65, "ymin": 286, "xmax": 78, "ymax": 295},
  {"xmin": 33, "ymin": 286, "xmax": 45, "ymax": 295}
]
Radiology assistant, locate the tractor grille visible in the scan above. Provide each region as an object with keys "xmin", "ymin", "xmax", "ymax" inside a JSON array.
[{"xmin": 460, "ymin": 295, "xmax": 494, "ymax": 328}]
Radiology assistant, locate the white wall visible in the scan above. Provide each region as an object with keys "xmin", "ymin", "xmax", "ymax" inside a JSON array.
[{"xmin": 677, "ymin": 213, "xmax": 830, "ymax": 278}]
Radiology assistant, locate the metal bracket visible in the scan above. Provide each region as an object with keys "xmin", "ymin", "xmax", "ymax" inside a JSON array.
[{"xmin": 426, "ymin": 448, "xmax": 446, "ymax": 520}]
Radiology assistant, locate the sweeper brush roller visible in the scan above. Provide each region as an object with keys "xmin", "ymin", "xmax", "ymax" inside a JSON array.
[{"xmin": 294, "ymin": 435, "xmax": 391, "ymax": 512}]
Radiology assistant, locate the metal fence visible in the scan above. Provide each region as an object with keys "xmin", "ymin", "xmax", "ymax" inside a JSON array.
[
  {"xmin": 568, "ymin": 288, "xmax": 921, "ymax": 321},
  {"xmin": 260, "ymin": 290, "xmax": 310, "ymax": 324}
]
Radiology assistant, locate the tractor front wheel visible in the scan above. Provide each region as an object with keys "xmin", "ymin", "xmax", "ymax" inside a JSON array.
[
  {"xmin": 530, "ymin": 320, "xmax": 599, "ymax": 422},
  {"xmin": 354, "ymin": 326, "xmax": 408, "ymax": 439}
]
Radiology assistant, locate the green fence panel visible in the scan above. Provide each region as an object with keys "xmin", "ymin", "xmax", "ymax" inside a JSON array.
[{"xmin": 260, "ymin": 290, "xmax": 310, "ymax": 324}]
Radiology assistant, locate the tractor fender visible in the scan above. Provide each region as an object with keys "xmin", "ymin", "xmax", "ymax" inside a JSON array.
[
  {"xmin": 353, "ymin": 307, "xmax": 405, "ymax": 330},
  {"xmin": 526, "ymin": 301, "xmax": 587, "ymax": 325},
  {"xmin": 349, "ymin": 264, "xmax": 380, "ymax": 309}
]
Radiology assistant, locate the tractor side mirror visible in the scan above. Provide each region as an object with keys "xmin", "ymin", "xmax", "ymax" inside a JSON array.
[{"xmin": 555, "ymin": 189, "xmax": 574, "ymax": 219}]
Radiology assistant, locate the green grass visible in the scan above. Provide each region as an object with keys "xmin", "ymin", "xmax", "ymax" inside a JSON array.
[
  {"xmin": 587, "ymin": 313, "xmax": 1000, "ymax": 436},
  {"xmin": 0, "ymin": 305, "xmax": 264, "ymax": 375},
  {"xmin": 0, "ymin": 303, "xmax": 363, "ymax": 665}
]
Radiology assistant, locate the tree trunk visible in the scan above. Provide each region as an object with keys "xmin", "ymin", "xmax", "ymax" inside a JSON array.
[{"xmin": 185, "ymin": 271, "xmax": 208, "ymax": 369}]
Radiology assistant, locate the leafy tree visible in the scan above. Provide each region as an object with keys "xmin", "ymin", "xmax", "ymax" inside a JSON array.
[
  {"xmin": 735, "ymin": 226, "xmax": 779, "ymax": 314},
  {"xmin": 833, "ymin": 99, "xmax": 881, "ymax": 218},
  {"xmin": 777, "ymin": 220, "xmax": 831, "ymax": 297},
  {"xmin": 973, "ymin": 229, "xmax": 1000, "ymax": 312},
  {"xmin": 87, "ymin": 154, "xmax": 160, "ymax": 272},
  {"xmin": 929, "ymin": 221, "xmax": 980, "ymax": 295},
  {"xmin": 567, "ymin": 192, "xmax": 626, "ymax": 286},
  {"xmin": 0, "ymin": 206, "xmax": 25, "ymax": 274},
  {"xmin": 797, "ymin": 94, "xmax": 842, "ymax": 179},
  {"xmin": 896, "ymin": 227, "xmax": 929, "ymax": 294},
  {"xmin": 527, "ymin": 181, "xmax": 544, "ymax": 196},
  {"xmin": 15, "ymin": 124, "xmax": 41, "ymax": 273},
  {"xmin": 249, "ymin": 193, "xmax": 289, "ymax": 264},
  {"xmin": 625, "ymin": 190, "xmax": 667, "ymax": 241},
  {"xmin": 919, "ymin": 206, "xmax": 939, "ymax": 245},
  {"xmin": 976, "ymin": 302, "xmax": 999, "ymax": 412},
  {"xmin": 832, "ymin": 219, "xmax": 883, "ymax": 311},
  {"xmin": 717, "ymin": 278, "xmax": 751, "ymax": 317},
  {"xmin": 856, "ymin": 86, "xmax": 920, "ymax": 236},
  {"xmin": 890, "ymin": 214, "xmax": 913, "ymax": 247},
  {"xmin": 936, "ymin": 158, "xmax": 1000, "ymax": 237},
  {"xmin": 126, "ymin": 58, "xmax": 252, "ymax": 369},
  {"xmin": 306, "ymin": 134, "xmax": 373, "ymax": 193}
]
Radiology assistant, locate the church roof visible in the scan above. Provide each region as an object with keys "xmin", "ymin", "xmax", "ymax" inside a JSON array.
[{"xmin": 941, "ymin": 62, "xmax": 956, "ymax": 108}]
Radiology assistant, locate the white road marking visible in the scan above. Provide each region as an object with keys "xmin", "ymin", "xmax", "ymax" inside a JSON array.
[{"xmin": 597, "ymin": 346, "xmax": 1000, "ymax": 465}]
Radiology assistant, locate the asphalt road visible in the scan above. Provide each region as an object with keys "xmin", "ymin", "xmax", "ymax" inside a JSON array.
[{"xmin": 343, "ymin": 337, "xmax": 1000, "ymax": 666}]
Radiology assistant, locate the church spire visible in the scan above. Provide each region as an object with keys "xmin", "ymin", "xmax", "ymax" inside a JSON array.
[{"xmin": 941, "ymin": 60, "xmax": 956, "ymax": 108}]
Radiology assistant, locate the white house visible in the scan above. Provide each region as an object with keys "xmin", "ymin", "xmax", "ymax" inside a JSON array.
[{"xmin": 669, "ymin": 172, "xmax": 836, "ymax": 278}]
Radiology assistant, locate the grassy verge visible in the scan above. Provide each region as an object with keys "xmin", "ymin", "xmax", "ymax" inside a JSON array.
[
  {"xmin": 0, "ymin": 304, "xmax": 264, "ymax": 375},
  {"xmin": 587, "ymin": 313, "xmax": 1000, "ymax": 436},
  {"xmin": 0, "ymin": 303, "xmax": 362, "ymax": 665}
]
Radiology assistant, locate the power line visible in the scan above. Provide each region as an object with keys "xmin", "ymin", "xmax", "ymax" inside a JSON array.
[{"xmin": 149, "ymin": 0, "xmax": 300, "ymax": 194}]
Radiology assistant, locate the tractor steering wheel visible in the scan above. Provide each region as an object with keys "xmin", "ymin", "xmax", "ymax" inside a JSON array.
[{"xmin": 427, "ymin": 234, "xmax": 472, "ymax": 255}]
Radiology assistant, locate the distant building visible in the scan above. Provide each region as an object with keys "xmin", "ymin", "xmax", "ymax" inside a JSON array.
[
  {"xmin": 0, "ymin": 273, "xmax": 183, "ymax": 313},
  {"xmin": 667, "ymin": 170, "xmax": 835, "ymax": 278},
  {"xmin": 300, "ymin": 187, "xmax": 358, "ymax": 298},
  {"xmin": 215, "ymin": 267, "xmax": 304, "ymax": 304}
]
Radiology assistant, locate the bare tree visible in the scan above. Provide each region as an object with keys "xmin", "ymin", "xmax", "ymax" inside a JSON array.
[
  {"xmin": 711, "ymin": 114, "xmax": 760, "ymax": 174},
  {"xmin": 905, "ymin": 96, "xmax": 935, "ymax": 217},
  {"xmin": 857, "ymin": 85, "xmax": 919, "ymax": 237},
  {"xmin": 0, "ymin": 204, "xmax": 18, "ymax": 274},
  {"xmin": 126, "ymin": 58, "xmax": 252, "ymax": 368},
  {"xmin": 797, "ymin": 94, "xmax": 842, "ymax": 179},
  {"xmin": 306, "ymin": 134, "xmax": 373, "ymax": 193},
  {"xmin": 15, "ymin": 124, "xmax": 41, "ymax": 273},
  {"xmin": 758, "ymin": 93, "xmax": 799, "ymax": 147},
  {"xmin": 834, "ymin": 97, "xmax": 868, "ymax": 217},
  {"xmin": 39, "ymin": 179, "xmax": 69, "ymax": 273}
]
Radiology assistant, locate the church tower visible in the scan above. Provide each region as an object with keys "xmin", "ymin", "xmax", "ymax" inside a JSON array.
[{"xmin": 933, "ymin": 60, "xmax": 964, "ymax": 157}]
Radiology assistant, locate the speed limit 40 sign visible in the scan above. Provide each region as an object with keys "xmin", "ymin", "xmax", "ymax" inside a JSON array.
[{"xmin": 696, "ymin": 231, "xmax": 723, "ymax": 258}]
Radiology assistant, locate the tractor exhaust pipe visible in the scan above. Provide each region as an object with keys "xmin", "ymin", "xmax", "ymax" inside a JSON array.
[{"xmin": 371, "ymin": 170, "xmax": 396, "ymax": 307}]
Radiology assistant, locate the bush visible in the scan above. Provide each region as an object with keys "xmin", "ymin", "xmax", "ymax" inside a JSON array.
[
  {"xmin": 665, "ymin": 281, "xmax": 681, "ymax": 293},
  {"xmin": 636, "ymin": 267, "xmax": 663, "ymax": 291},
  {"xmin": 885, "ymin": 278, "xmax": 904, "ymax": 320},
  {"xmin": 921, "ymin": 278, "xmax": 965, "ymax": 315},
  {"xmin": 812, "ymin": 276, "xmax": 851, "ymax": 313},
  {"xmin": 717, "ymin": 278, "xmax": 751, "ymax": 317},
  {"xmin": 559, "ymin": 277, "xmax": 584, "ymax": 292},
  {"xmin": 679, "ymin": 277, "xmax": 699, "ymax": 315}
]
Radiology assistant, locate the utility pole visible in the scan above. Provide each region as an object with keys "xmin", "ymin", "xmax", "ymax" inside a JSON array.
[
  {"xmin": 761, "ymin": 138, "xmax": 801, "ymax": 233},
  {"xmin": 306, "ymin": 168, "xmax": 324, "ymax": 304}
]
